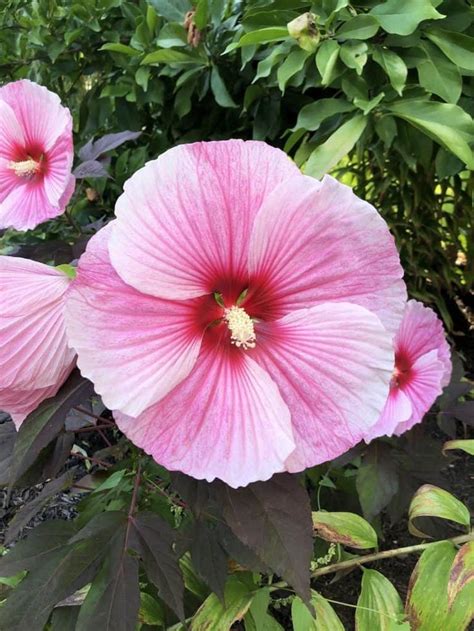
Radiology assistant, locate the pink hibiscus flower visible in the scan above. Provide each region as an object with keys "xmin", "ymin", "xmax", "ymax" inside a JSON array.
[
  {"xmin": 0, "ymin": 79, "xmax": 75, "ymax": 231},
  {"xmin": 0, "ymin": 257, "xmax": 76, "ymax": 428},
  {"xmin": 66, "ymin": 140, "xmax": 407, "ymax": 487},
  {"xmin": 364, "ymin": 299, "xmax": 452, "ymax": 442}
]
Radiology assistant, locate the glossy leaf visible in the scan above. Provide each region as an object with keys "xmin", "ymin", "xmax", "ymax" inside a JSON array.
[
  {"xmin": 425, "ymin": 28, "xmax": 474, "ymax": 71},
  {"xmin": 99, "ymin": 43, "xmax": 141, "ymax": 56},
  {"xmin": 294, "ymin": 98, "xmax": 354, "ymax": 131},
  {"xmin": 231, "ymin": 27, "xmax": 289, "ymax": 48},
  {"xmin": 443, "ymin": 440, "xmax": 474, "ymax": 456},
  {"xmin": 372, "ymin": 46, "xmax": 407, "ymax": 96},
  {"xmin": 292, "ymin": 590, "xmax": 344, "ymax": 630},
  {"xmin": 313, "ymin": 511, "xmax": 378, "ymax": 549},
  {"xmin": 141, "ymin": 49, "xmax": 206, "ymax": 65},
  {"xmin": 337, "ymin": 15, "xmax": 379, "ymax": 40},
  {"xmin": 210, "ymin": 66, "xmax": 238, "ymax": 107},
  {"xmin": 369, "ymin": 0, "xmax": 444, "ymax": 36},
  {"xmin": 277, "ymin": 48, "xmax": 310, "ymax": 92},
  {"xmin": 340, "ymin": 41, "xmax": 368, "ymax": 75},
  {"xmin": 148, "ymin": 0, "xmax": 191, "ymax": 22},
  {"xmin": 408, "ymin": 484, "xmax": 470, "ymax": 538},
  {"xmin": 316, "ymin": 39, "xmax": 340, "ymax": 85},
  {"xmin": 304, "ymin": 114, "xmax": 367, "ymax": 179},
  {"xmin": 416, "ymin": 42, "xmax": 462, "ymax": 103}
]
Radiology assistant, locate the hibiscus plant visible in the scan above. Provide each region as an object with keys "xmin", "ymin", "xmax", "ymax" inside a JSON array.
[{"xmin": 0, "ymin": 0, "xmax": 473, "ymax": 630}]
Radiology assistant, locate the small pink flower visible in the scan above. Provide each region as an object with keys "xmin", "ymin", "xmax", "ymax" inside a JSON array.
[
  {"xmin": 364, "ymin": 299, "xmax": 452, "ymax": 441},
  {"xmin": 0, "ymin": 257, "xmax": 76, "ymax": 428},
  {"xmin": 66, "ymin": 140, "xmax": 406, "ymax": 487},
  {"xmin": 0, "ymin": 80, "xmax": 75, "ymax": 231}
]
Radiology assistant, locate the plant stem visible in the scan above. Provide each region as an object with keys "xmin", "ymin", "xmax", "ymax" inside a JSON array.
[
  {"xmin": 73, "ymin": 406, "xmax": 115, "ymax": 425},
  {"xmin": 311, "ymin": 531, "xmax": 474, "ymax": 578}
]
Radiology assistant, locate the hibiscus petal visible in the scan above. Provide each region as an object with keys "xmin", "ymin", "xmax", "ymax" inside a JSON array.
[
  {"xmin": 0, "ymin": 100, "xmax": 24, "ymax": 161},
  {"xmin": 0, "ymin": 80, "xmax": 71, "ymax": 152},
  {"xmin": 248, "ymin": 174, "xmax": 406, "ymax": 334},
  {"xmin": 114, "ymin": 348, "xmax": 294, "ymax": 488},
  {"xmin": 394, "ymin": 350, "xmax": 445, "ymax": 435},
  {"xmin": 364, "ymin": 387, "xmax": 412, "ymax": 442},
  {"xmin": 251, "ymin": 302, "xmax": 394, "ymax": 472},
  {"xmin": 65, "ymin": 224, "xmax": 203, "ymax": 417},
  {"xmin": 0, "ymin": 257, "xmax": 75, "ymax": 389},
  {"xmin": 43, "ymin": 123, "xmax": 74, "ymax": 206},
  {"xmin": 109, "ymin": 140, "xmax": 300, "ymax": 300},
  {"xmin": 396, "ymin": 300, "xmax": 451, "ymax": 387},
  {"xmin": 0, "ymin": 180, "xmax": 68, "ymax": 230}
]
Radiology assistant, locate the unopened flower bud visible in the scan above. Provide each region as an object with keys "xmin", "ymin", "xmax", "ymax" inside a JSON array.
[{"xmin": 287, "ymin": 12, "xmax": 320, "ymax": 53}]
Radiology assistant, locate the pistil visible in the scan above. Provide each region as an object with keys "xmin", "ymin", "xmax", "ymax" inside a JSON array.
[{"xmin": 224, "ymin": 305, "xmax": 256, "ymax": 350}]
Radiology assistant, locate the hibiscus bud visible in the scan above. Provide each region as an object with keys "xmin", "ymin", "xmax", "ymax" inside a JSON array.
[{"xmin": 287, "ymin": 12, "xmax": 320, "ymax": 53}]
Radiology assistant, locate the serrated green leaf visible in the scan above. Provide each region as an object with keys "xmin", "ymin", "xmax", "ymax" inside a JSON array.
[
  {"xmin": 417, "ymin": 42, "xmax": 461, "ymax": 103},
  {"xmin": 356, "ymin": 569, "xmax": 407, "ymax": 630},
  {"xmin": 372, "ymin": 46, "xmax": 407, "ymax": 96},
  {"xmin": 388, "ymin": 99, "xmax": 474, "ymax": 168},
  {"xmin": 292, "ymin": 590, "xmax": 344, "ymax": 630},
  {"xmin": 294, "ymin": 98, "xmax": 354, "ymax": 131},
  {"xmin": 316, "ymin": 39, "xmax": 340, "ymax": 85},
  {"xmin": 369, "ymin": 0, "xmax": 445, "ymax": 36},
  {"xmin": 304, "ymin": 114, "xmax": 367, "ymax": 179},
  {"xmin": 425, "ymin": 28, "xmax": 474, "ymax": 71},
  {"xmin": 337, "ymin": 15, "xmax": 379, "ymax": 40},
  {"xmin": 409, "ymin": 484, "xmax": 470, "ymax": 537},
  {"xmin": 313, "ymin": 511, "xmax": 378, "ymax": 549}
]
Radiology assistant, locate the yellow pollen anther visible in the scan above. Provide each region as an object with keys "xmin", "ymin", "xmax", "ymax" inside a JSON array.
[
  {"xmin": 9, "ymin": 157, "xmax": 41, "ymax": 178},
  {"xmin": 224, "ymin": 305, "xmax": 256, "ymax": 350}
]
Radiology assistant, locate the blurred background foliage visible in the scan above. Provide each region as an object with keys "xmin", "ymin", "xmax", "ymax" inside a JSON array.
[{"xmin": 0, "ymin": 0, "xmax": 473, "ymax": 329}]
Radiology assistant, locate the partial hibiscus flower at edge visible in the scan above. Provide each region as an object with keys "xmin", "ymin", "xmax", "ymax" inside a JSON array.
[
  {"xmin": 364, "ymin": 299, "xmax": 452, "ymax": 442},
  {"xmin": 0, "ymin": 79, "xmax": 75, "ymax": 231},
  {"xmin": 65, "ymin": 140, "xmax": 407, "ymax": 488},
  {"xmin": 0, "ymin": 257, "xmax": 76, "ymax": 428}
]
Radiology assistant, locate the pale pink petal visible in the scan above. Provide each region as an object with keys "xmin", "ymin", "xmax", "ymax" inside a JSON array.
[
  {"xmin": 109, "ymin": 140, "xmax": 300, "ymax": 300},
  {"xmin": 0, "ymin": 157, "xmax": 20, "ymax": 202},
  {"xmin": 0, "ymin": 363, "xmax": 74, "ymax": 429},
  {"xmin": 58, "ymin": 174, "xmax": 76, "ymax": 210},
  {"xmin": 396, "ymin": 300, "xmax": 451, "ymax": 387},
  {"xmin": 0, "ymin": 181, "xmax": 66, "ymax": 231},
  {"xmin": 394, "ymin": 350, "xmax": 445, "ymax": 435},
  {"xmin": 0, "ymin": 80, "xmax": 71, "ymax": 152},
  {"xmin": 250, "ymin": 302, "xmax": 394, "ymax": 472},
  {"xmin": 65, "ymin": 224, "xmax": 203, "ymax": 417},
  {"xmin": 0, "ymin": 100, "xmax": 24, "ymax": 161},
  {"xmin": 114, "ymin": 347, "xmax": 295, "ymax": 488},
  {"xmin": 364, "ymin": 387, "xmax": 412, "ymax": 442},
  {"xmin": 0, "ymin": 256, "xmax": 75, "ymax": 389},
  {"xmin": 248, "ymin": 174, "xmax": 406, "ymax": 334},
  {"xmin": 43, "ymin": 125, "xmax": 74, "ymax": 206}
]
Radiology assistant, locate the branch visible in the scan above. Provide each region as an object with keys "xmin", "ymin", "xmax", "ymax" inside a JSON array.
[{"xmin": 312, "ymin": 531, "xmax": 474, "ymax": 578}]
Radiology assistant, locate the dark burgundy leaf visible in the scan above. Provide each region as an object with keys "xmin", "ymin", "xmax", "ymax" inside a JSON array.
[
  {"xmin": 0, "ymin": 520, "xmax": 76, "ymax": 576},
  {"xmin": 50, "ymin": 606, "xmax": 80, "ymax": 631},
  {"xmin": 43, "ymin": 432, "xmax": 75, "ymax": 479},
  {"xmin": 215, "ymin": 521, "xmax": 270, "ymax": 574},
  {"xmin": 5, "ymin": 467, "xmax": 77, "ymax": 544},
  {"xmin": 78, "ymin": 131, "xmax": 141, "ymax": 161},
  {"xmin": 131, "ymin": 511, "xmax": 185, "ymax": 620},
  {"xmin": 71, "ymin": 511, "xmax": 128, "ymax": 544},
  {"xmin": 190, "ymin": 519, "xmax": 228, "ymax": 600},
  {"xmin": 356, "ymin": 442, "xmax": 399, "ymax": 521},
  {"xmin": 0, "ymin": 535, "xmax": 109, "ymax": 631},
  {"xmin": 12, "ymin": 240, "xmax": 75, "ymax": 265},
  {"xmin": 217, "ymin": 473, "xmax": 313, "ymax": 604},
  {"xmin": 10, "ymin": 370, "xmax": 94, "ymax": 487},
  {"xmin": 170, "ymin": 472, "xmax": 214, "ymax": 517},
  {"xmin": 0, "ymin": 421, "xmax": 16, "ymax": 485},
  {"xmin": 75, "ymin": 532, "xmax": 140, "ymax": 631},
  {"xmin": 73, "ymin": 159, "xmax": 110, "ymax": 179}
]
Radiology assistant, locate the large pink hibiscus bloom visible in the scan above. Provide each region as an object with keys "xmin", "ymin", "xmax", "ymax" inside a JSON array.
[
  {"xmin": 0, "ymin": 80, "xmax": 75, "ymax": 231},
  {"xmin": 66, "ymin": 140, "xmax": 407, "ymax": 487},
  {"xmin": 0, "ymin": 257, "xmax": 76, "ymax": 428},
  {"xmin": 364, "ymin": 299, "xmax": 451, "ymax": 441}
]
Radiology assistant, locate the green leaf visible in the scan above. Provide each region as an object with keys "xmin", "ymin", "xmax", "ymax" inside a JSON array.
[
  {"xmin": 139, "ymin": 592, "xmax": 165, "ymax": 626},
  {"xmin": 231, "ymin": 27, "xmax": 289, "ymax": 49},
  {"xmin": 356, "ymin": 569, "xmax": 407, "ymax": 630},
  {"xmin": 141, "ymin": 49, "xmax": 206, "ymax": 65},
  {"xmin": 218, "ymin": 473, "xmax": 313, "ymax": 604},
  {"xmin": 388, "ymin": 100, "xmax": 474, "ymax": 168},
  {"xmin": 155, "ymin": 23, "xmax": 188, "ymax": 48},
  {"xmin": 375, "ymin": 115, "xmax": 397, "ymax": 148},
  {"xmin": 194, "ymin": 0, "xmax": 208, "ymax": 30},
  {"xmin": 304, "ymin": 114, "xmax": 367, "ymax": 179},
  {"xmin": 340, "ymin": 41, "xmax": 368, "ymax": 75},
  {"xmin": 370, "ymin": 0, "xmax": 445, "ymax": 35},
  {"xmin": 189, "ymin": 575, "xmax": 254, "ymax": 631},
  {"xmin": 277, "ymin": 48, "xmax": 310, "ymax": 92},
  {"xmin": 425, "ymin": 28, "xmax": 474, "ymax": 71},
  {"xmin": 292, "ymin": 590, "xmax": 344, "ymax": 630},
  {"xmin": 210, "ymin": 66, "xmax": 238, "ymax": 107},
  {"xmin": 372, "ymin": 46, "xmax": 407, "ymax": 96},
  {"xmin": 312, "ymin": 511, "xmax": 378, "ymax": 549},
  {"xmin": 316, "ymin": 39, "xmax": 340, "ymax": 85},
  {"xmin": 337, "ymin": 15, "xmax": 379, "ymax": 40},
  {"xmin": 354, "ymin": 92, "xmax": 385, "ymax": 114},
  {"xmin": 9, "ymin": 370, "xmax": 93, "ymax": 487},
  {"xmin": 408, "ymin": 484, "xmax": 471, "ymax": 537},
  {"xmin": 294, "ymin": 98, "xmax": 354, "ymax": 131},
  {"xmin": 406, "ymin": 541, "xmax": 474, "ymax": 631},
  {"xmin": 443, "ymin": 439, "xmax": 474, "ymax": 456},
  {"xmin": 99, "ymin": 43, "xmax": 141, "ymax": 56},
  {"xmin": 417, "ymin": 42, "xmax": 461, "ymax": 103},
  {"xmin": 244, "ymin": 588, "xmax": 284, "ymax": 631},
  {"xmin": 447, "ymin": 541, "xmax": 474, "ymax": 608},
  {"xmin": 148, "ymin": 0, "xmax": 191, "ymax": 22}
]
